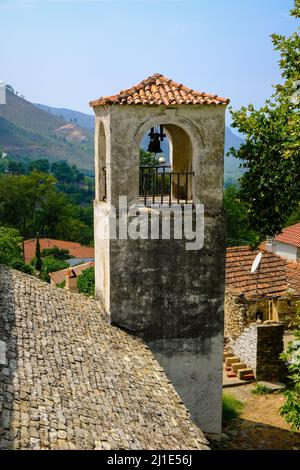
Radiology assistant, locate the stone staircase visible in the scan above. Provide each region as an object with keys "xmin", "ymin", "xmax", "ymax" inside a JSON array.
[{"xmin": 223, "ymin": 351, "xmax": 255, "ymax": 381}]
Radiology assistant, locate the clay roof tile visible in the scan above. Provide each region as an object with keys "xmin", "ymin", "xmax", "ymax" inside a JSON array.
[{"xmin": 90, "ymin": 73, "xmax": 229, "ymax": 108}]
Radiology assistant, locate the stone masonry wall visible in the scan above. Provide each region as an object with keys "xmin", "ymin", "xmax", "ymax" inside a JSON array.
[
  {"xmin": 225, "ymin": 292, "xmax": 299, "ymax": 341},
  {"xmin": 231, "ymin": 324, "xmax": 258, "ymax": 371},
  {"xmin": 232, "ymin": 322, "xmax": 285, "ymax": 381}
]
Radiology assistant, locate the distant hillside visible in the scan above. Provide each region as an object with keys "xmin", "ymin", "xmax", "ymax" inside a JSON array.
[
  {"xmin": 0, "ymin": 89, "xmax": 93, "ymax": 171},
  {"xmin": 35, "ymin": 103, "xmax": 94, "ymax": 131}
]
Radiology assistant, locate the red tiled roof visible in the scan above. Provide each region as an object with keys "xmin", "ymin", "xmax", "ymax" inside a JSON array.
[
  {"xmin": 275, "ymin": 223, "xmax": 300, "ymax": 248},
  {"xmin": 49, "ymin": 262, "xmax": 94, "ymax": 285},
  {"xmin": 90, "ymin": 73, "xmax": 229, "ymax": 108},
  {"xmin": 226, "ymin": 246, "xmax": 288, "ymax": 298},
  {"xmin": 286, "ymin": 262, "xmax": 300, "ymax": 295},
  {"xmin": 24, "ymin": 238, "xmax": 94, "ymax": 263}
]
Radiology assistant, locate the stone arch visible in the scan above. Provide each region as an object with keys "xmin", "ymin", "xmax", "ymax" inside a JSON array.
[
  {"xmin": 95, "ymin": 119, "xmax": 107, "ymax": 201},
  {"xmin": 132, "ymin": 113, "xmax": 204, "ymax": 161},
  {"xmin": 133, "ymin": 113, "xmax": 203, "ymax": 202}
]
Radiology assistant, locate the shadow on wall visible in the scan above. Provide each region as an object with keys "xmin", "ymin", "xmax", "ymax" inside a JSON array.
[{"xmin": 0, "ymin": 265, "xmax": 16, "ymax": 449}]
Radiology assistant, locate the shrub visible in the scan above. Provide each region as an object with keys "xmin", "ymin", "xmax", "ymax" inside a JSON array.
[
  {"xmin": 77, "ymin": 266, "xmax": 95, "ymax": 296},
  {"xmin": 251, "ymin": 383, "xmax": 274, "ymax": 395},
  {"xmin": 280, "ymin": 306, "xmax": 300, "ymax": 431},
  {"xmin": 39, "ymin": 256, "xmax": 69, "ymax": 283},
  {"xmin": 222, "ymin": 393, "xmax": 244, "ymax": 425}
]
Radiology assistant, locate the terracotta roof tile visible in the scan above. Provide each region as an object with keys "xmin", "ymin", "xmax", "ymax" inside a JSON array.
[
  {"xmin": 49, "ymin": 261, "xmax": 94, "ymax": 285},
  {"xmin": 226, "ymin": 246, "xmax": 288, "ymax": 298},
  {"xmin": 24, "ymin": 238, "xmax": 94, "ymax": 263},
  {"xmin": 90, "ymin": 73, "xmax": 229, "ymax": 108},
  {"xmin": 286, "ymin": 262, "xmax": 300, "ymax": 294},
  {"xmin": 275, "ymin": 223, "xmax": 300, "ymax": 248}
]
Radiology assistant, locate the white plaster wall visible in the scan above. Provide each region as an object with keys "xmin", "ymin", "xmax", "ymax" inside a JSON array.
[
  {"xmin": 149, "ymin": 333, "xmax": 224, "ymax": 437},
  {"xmin": 274, "ymin": 242, "xmax": 297, "ymax": 261}
]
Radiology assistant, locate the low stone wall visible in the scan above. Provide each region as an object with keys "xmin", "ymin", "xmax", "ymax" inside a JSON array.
[
  {"xmin": 224, "ymin": 292, "xmax": 254, "ymax": 340},
  {"xmin": 225, "ymin": 291, "xmax": 299, "ymax": 341},
  {"xmin": 232, "ymin": 322, "xmax": 285, "ymax": 381},
  {"xmin": 231, "ymin": 324, "xmax": 257, "ymax": 370}
]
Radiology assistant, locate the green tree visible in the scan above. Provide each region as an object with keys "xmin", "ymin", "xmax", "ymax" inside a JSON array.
[
  {"xmin": 35, "ymin": 232, "xmax": 43, "ymax": 273},
  {"xmin": 280, "ymin": 306, "xmax": 300, "ymax": 431},
  {"xmin": 7, "ymin": 160, "xmax": 26, "ymax": 175},
  {"xmin": 0, "ymin": 226, "xmax": 23, "ymax": 265},
  {"xmin": 28, "ymin": 159, "xmax": 50, "ymax": 174},
  {"xmin": 41, "ymin": 247, "xmax": 71, "ymax": 260},
  {"xmin": 139, "ymin": 148, "xmax": 159, "ymax": 166},
  {"xmin": 77, "ymin": 266, "xmax": 95, "ymax": 296},
  {"xmin": 39, "ymin": 256, "xmax": 69, "ymax": 283},
  {"xmin": 229, "ymin": 1, "xmax": 300, "ymax": 243},
  {"xmin": 0, "ymin": 226, "xmax": 33, "ymax": 274},
  {"xmin": 224, "ymin": 185, "xmax": 258, "ymax": 246}
]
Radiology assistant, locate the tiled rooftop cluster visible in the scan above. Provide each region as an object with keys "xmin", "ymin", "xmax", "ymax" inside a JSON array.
[
  {"xmin": 90, "ymin": 73, "xmax": 229, "ymax": 107},
  {"xmin": 23, "ymin": 238, "xmax": 94, "ymax": 264},
  {"xmin": 0, "ymin": 265, "xmax": 208, "ymax": 450}
]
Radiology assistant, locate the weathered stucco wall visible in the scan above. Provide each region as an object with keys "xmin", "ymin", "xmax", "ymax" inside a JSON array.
[{"xmin": 93, "ymin": 103, "xmax": 226, "ymax": 436}]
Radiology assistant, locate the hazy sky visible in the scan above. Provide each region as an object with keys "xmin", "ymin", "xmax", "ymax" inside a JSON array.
[{"xmin": 0, "ymin": 0, "xmax": 297, "ymax": 119}]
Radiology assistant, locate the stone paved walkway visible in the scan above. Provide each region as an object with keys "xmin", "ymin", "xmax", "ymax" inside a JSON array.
[{"xmin": 0, "ymin": 265, "xmax": 208, "ymax": 450}]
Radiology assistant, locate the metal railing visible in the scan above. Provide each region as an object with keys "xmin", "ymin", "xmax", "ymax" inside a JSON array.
[
  {"xmin": 102, "ymin": 166, "xmax": 194, "ymax": 205},
  {"xmin": 139, "ymin": 165, "xmax": 193, "ymax": 206}
]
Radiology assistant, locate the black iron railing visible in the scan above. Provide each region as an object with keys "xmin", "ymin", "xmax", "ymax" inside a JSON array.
[
  {"xmin": 139, "ymin": 165, "xmax": 194, "ymax": 206},
  {"xmin": 102, "ymin": 166, "xmax": 194, "ymax": 205}
]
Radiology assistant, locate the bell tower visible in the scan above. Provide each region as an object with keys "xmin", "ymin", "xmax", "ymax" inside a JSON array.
[{"xmin": 90, "ymin": 74, "xmax": 229, "ymax": 436}]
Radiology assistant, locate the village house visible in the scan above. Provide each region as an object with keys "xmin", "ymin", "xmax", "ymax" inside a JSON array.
[
  {"xmin": 49, "ymin": 261, "xmax": 94, "ymax": 291},
  {"xmin": 225, "ymin": 245, "xmax": 300, "ymax": 340},
  {"xmin": 265, "ymin": 222, "xmax": 300, "ymax": 261}
]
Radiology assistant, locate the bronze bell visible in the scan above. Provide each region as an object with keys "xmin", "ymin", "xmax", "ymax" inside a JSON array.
[{"xmin": 147, "ymin": 132, "xmax": 163, "ymax": 154}]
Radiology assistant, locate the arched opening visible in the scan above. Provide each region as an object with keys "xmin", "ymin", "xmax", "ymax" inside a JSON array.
[
  {"xmin": 139, "ymin": 123, "xmax": 193, "ymax": 205},
  {"xmin": 96, "ymin": 120, "xmax": 107, "ymax": 202}
]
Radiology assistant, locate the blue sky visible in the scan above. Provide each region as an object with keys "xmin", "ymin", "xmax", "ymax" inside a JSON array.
[{"xmin": 0, "ymin": 0, "xmax": 297, "ymax": 119}]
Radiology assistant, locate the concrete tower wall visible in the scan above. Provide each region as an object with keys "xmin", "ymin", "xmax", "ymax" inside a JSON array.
[{"xmin": 93, "ymin": 103, "xmax": 226, "ymax": 436}]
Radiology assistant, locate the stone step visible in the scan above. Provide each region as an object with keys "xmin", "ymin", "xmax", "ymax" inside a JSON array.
[
  {"xmin": 237, "ymin": 368, "xmax": 254, "ymax": 380},
  {"xmin": 225, "ymin": 356, "xmax": 240, "ymax": 367},
  {"xmin": 243, "ymin": 373, "xmax": 255, "ymax": 381},
  {"xmin": 223, "ymin": 351, "xmax": 233, "ymax": 361},
  {"xmin": 232, "ymin": 362, "xmax": 247, "ymax": 373},
  {"xmin": 226, "ymin": 370, "xmax": 237, "ymax": 378}
]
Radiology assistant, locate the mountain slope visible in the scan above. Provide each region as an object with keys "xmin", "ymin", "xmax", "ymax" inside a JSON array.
[
  {"xmin": 35, "ymin": 103, "xmax": 94, "ymax": 130},
  {"xmin": 0, "ymin": 90, "xmax": 93, "ymax": 170}
]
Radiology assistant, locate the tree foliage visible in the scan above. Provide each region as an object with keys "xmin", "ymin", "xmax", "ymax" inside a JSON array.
[
  {"xmin": 77, "ymin": 266, "xmax": 95, "ymax": 296},
  {"xmin": 280, "ymin": 306, "xmax": 300, "ymax": 431},
  {"xmin": 229, "ymin": 1, "xmax": 300, "ymax": 242},
  {"xmin": 224, "ymin": 185, "xmax": 258, "ymax": 246},
  {"xmin": 0, "ymin": 226, "xmax": 33, "ymax": 274},
  {"xmin": 41, "ymin": 247, "xmax": 71, "ymax": 260},
  {"xmin": 0, "ymin": 171, "xmax": 93, "ymax": 244}
]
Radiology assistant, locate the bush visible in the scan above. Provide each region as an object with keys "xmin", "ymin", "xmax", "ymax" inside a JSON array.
[
  {"xmin": 222, "ymin": 393, "xmax": 244, "ymax": 425},
  {"xmin": 39, "ymin": 256, "xmax": 69, "ymax": 283},
  {"xmin": 10, "ymin": 259, "xmax": 34, "ymax": 275},
  {"xmin": 77, "ymin": 266, "xmax": 95, "ymax": 296},
  {"xmin": 280, "ymin": 307, "xmax": 300, "ymax": 431},
  {"xmin": 251, "ymin": 383, "xmax": 274, "ymax": 395},
  {"xmin": 41, "ymin": 247, "xmax": 71, "ymax": 260}
]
